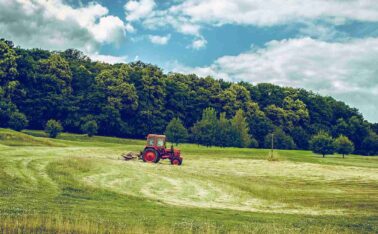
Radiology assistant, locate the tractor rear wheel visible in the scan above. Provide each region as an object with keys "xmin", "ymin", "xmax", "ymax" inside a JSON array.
[
  {"xmin": 170, "ymin": 157, "xmax": 182, "ymax": 165},
  {"xmin": 142, "ymin": 149, "xmax": 159, "ymax": 163}
]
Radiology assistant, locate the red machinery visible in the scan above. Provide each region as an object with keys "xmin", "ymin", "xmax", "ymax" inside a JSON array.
[{"xmin": 141, "ymin": 134, "xmax": 183, "ymax": 165}]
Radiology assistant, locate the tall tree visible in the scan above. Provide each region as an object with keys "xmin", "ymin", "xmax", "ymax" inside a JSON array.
[
  {"xmin": 310, "ymin": 131, "xmax": 335, "ymax": 158},
  {"xmin": 0, "ymin": 40, "xmax": 20, "ymax": 127},
  {"xmin": 219, "ymin": 84, "xmax": 251, "ymax": 117},
  {"xmin": 230, "ymin": 109, "xmax": 251, "ymax": 148},
  {"xmin": 218, "ymin": 112, "xmax": 234, "ymax": 147},
  {"xmin": 283, "ymin": 96, "xmax": 309, "ymax": 126},
  {"xmin": 164, "ymin": 117, "xmax": 188, "ymax": 145},
  {"xmin": 129, "ymin": 63, "xmax": 166, "ymax": 136},
  {"xmin": 334, "ymin": 135, "xmax": 354, "ymax": 158},
  {"xmin": 0, "ymin": 39, "xmax": 18, "ymax": 90},
  {"xmin": 19, "ymin": 53, "xmax": 73, "ymax": 128},
  {"xmin": 264, "ymin": 104, "xmax": 287, "ymax": 126},
  {"xmin": 191, "ymin": 107, "xmax": 218, "ymax": 147},
  {"xmin": 362, "ymin": 132, "xmax": 378, "ymax": 156}
]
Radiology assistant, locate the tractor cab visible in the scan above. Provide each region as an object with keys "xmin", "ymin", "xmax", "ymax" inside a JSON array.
[
  {"xmin": 142, "ymin": 134, "xmax": 183, "ymax": 165},
  {"xmin": 146, "ymin": 134, "xmax": 166, "ymax": 149}
]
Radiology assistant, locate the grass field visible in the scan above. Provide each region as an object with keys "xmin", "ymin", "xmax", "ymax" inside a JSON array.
[{"xmin": 0, "ymin": 128, "xmax": 377, "ymax": 233}]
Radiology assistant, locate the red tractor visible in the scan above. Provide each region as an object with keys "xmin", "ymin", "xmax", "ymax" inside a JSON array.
[{"xmin": 141, "ymin": 134, "xmax": 183, "ymax": 165}]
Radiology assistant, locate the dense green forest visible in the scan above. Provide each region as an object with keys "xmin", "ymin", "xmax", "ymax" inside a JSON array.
[{"xmin": 0, "ymin": 39, "xmax": 377, "ymax": 155}]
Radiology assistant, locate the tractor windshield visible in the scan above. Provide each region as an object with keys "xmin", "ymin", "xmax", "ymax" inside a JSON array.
[
  {"xmin": 157, "ymin": 138, "xmax": 165, "ymax": 147},
  {"xmin": 147, "ymin": 138, "xmax": 154, "ymax": 146}
]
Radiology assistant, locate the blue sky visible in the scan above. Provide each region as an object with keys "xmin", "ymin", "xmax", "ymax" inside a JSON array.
[{"xmin": 0, "ymin": 0, "xmax": 378, "ymax": 122}]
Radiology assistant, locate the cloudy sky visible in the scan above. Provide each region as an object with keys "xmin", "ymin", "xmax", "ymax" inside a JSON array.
[{"xmin": 0, "ymin": 0, "xmax": 377, "ymax": 123}]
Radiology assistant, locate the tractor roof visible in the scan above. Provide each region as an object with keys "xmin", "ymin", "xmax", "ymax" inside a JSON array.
[{"xmin": 147, "ymin": 134, "xmax": 166, "ymax": 138}]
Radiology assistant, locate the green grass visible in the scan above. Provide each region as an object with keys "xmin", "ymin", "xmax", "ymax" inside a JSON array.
[
  {"xmin": 0, "ymin": 129, "xmax": 377, "ymax": 233},
  {"xmin": 0, "ymin": 128, "xmax": 65, "ymax": 147}
]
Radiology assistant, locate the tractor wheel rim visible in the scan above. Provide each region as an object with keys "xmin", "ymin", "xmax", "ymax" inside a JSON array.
[
  {"xmin": 173, "ymin": 159, "xmax": 179, "ymax": 165},
  {"xmin": 145, "ymin": 152, "xmax": 156, "ymax": 162}
]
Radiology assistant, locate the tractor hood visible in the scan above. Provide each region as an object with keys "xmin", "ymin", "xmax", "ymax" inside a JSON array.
[{"xmin": 166, "ymin": 148, "xmax": 181, "ymax": 157}]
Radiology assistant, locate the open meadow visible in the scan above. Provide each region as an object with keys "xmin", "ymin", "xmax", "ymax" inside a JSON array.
[{"xmin": 0, "ymin": 128, "xmax": 377, "ymax": 233}]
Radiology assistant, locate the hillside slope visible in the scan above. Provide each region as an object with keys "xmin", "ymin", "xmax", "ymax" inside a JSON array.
[{"xmin": 0, "ymin": 129, "xmax": 64, "ymax": 147}]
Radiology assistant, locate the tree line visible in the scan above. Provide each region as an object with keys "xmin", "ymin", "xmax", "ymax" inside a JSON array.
[{"xmin": 0, "ymin": 39, "xmax": 377, "ymax": 155}]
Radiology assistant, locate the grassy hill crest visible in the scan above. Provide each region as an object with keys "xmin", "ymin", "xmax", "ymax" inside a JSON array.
[{"xmin": 0, "ymin": 128, "xmax": 64, "ymax": 147}]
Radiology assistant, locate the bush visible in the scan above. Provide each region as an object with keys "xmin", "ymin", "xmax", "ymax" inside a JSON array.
[
  {"xmin": 45, "ymin": 119, "xmax": 63, "ymax": 138},
  {"xmin": 249, "ymin": 137, "xmax": 259, "ymax": 148},
  {"xmin": 309, "ymin": 131, "xmax": 335, "ymax": 158},
  {"xmin": 8, "ymin": 112, "xmax": 28, "ymax": 131},
  {"xmin": 81, "ymin": 120, "xmax": 98, "ymax": 137},
  {"xmin": 334, "ymin": 135, "xmax": 354, "ymax": 158}
]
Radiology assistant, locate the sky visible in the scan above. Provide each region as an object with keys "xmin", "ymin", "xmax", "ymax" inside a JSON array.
[{"xmin": 0, "ymin": 0, "xmax": 377, "ymax": 123}]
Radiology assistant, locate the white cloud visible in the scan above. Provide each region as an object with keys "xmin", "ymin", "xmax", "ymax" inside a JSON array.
[
  {"xmin": 125, "ymin": 23, "xmax": 136, "ymax": 33},
  {"xmin": 190, "ymin": 37, "xmax": 207, "ymax": 49},
  {"xmin": 148, "ymin": 34, "xmax": 171, "ymax": 45},
  {"xmin": 91, "ymin": 16, "xmax": 126, "ymax": 45},
  {"xmin": 124, "ymin": 0, "xmax": 156, "ymax": 21},
  {"xmin": 127, "ymin": 0, "xmax": 378, "ymax": 49},
  {"xmin": 172, "ymin": 0, "xmax": 378, "ymax": 26},
  {"xmin": 89, "ymin": 53, "xmax": 128, "ymax": 64},
  {"xmin": 172, "ymin": 37, "xmax": 378, "ymax": 122},
  {"xmin": 0, "ymin": 0, "xmax": 126, "ymax": 53}
]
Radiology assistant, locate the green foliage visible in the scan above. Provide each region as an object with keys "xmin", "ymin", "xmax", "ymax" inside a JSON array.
[
  {"xmin": 164, "ymin": 117, "xmax": 188, "ymax": 145},
  {"xmin": 0, "ymin": 40, "xmax": 18, "ymax": 84},
  {"xmin": 0, "ymin": 99, "xmax": 18, "ymax": 128},
  {"xmin": 362, "ymin": 132, "xmax": 378, "ymax": 156},
  {"xmin": 290, "ymin": 126, "xmax": 310, "ymax": 149},
  {"xmin": 8, "ymin": 111, "xmax": 28, "ymax": 131},
  {"xmin": 191, "ymin": 107, "xmax": 218, "ymax": 146},
  {"xmin": 264, "ymin": 104, "xmax": 287, "ymax": 126},
  {"xmin": 230, "ymin": 109, "xmax": 251, "ymax": 148},
  {"xmin": 45, "ymin": 119, "xmax": 63, "ymax": 138},
  {"xmin": 264, "ymin": 128, "xmax": 296, "ymax": 150},
  {"xmin": 217, "ymin": 112, "xmax": 235, "ymax": 147},
  {"xmin": 249, "ymin": 137, "xmax": 259, "ymax": 148},
  {"xmin": 310, "ymin": 131, "xmax": 335, "ymax": 157},
  {"xmin": 95, "ymin": 65, "xmax": 138, "ymax": 112},
  {"xmin": 334, "ymin": 135, "xmax": 354, "ymax": 158},
  {"xmin": 191, "ymin": 108, "xmax": 253, "ymax": 148},
  {"xmin": 219, "ymin": 84, "xmax": 251, "ymax": 117},
  {"xmin": 37, "ymin": 53, "xmax": 72, "ymax": 93},
  {"xmin": 0, "ymin": 128, "xmax": 63, "ymax": 146},
  {"xmin": 81, "ymin": 120, "xmax": 98, "ymax": 137}
]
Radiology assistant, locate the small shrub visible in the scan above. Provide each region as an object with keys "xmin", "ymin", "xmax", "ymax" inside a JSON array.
[
  {"xmin": 8, "ymin": 112, "xmax": 28, "ymax": 131},
  {"xmin": 81, "ymin": 120, "xmax": 98, "ymax": 137},
  {"xmin": 45, "ymin": 119, "xmax": 63, "ymax": 138},
  {"xmin": 249, "ymin": 137, "xmax": 259, "ymax": 148}
]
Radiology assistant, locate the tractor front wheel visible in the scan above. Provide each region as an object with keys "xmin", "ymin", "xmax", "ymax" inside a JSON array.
[
  {"xmin": 170, "ymin": 157, "xmax": 182, "ymax": 166},
  {"xmin": 142, "ymin": 149, "xmax": 159, "ymax": 163}
]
